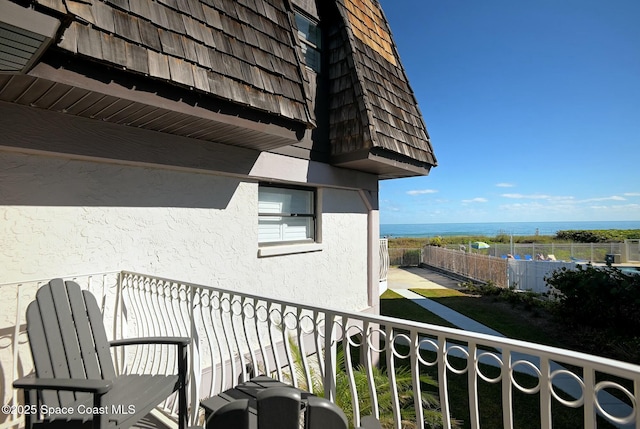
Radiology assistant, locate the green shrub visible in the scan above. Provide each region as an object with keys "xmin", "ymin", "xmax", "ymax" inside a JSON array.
[
  {"xmin": 463, "ymin": 281, "xmax": 549, "ymax": 310},
  {"xmin": 429, "ymin": 236, "xmax": 444, "ymax": 247},
  {"xmin": 545, "ymin": 265, "xmax": 640, "ymax": 334},
  {"xmin": 555, "ymin": 229, "xmax": 640, "ymax": 242}
]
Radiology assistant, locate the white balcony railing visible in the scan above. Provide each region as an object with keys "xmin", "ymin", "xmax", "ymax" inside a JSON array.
[
  {"xmin": 2, "ymin": 272, "xmax": 640, "ymax": 429},
  {"xmin": 380, "ymin": 238, "xmax": 390, "ymax": 283}
]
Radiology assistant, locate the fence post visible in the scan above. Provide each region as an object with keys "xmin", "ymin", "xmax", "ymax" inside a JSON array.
[{"xmin": 570, "ymin": 242, "xmax": 574, "ymax": 259}]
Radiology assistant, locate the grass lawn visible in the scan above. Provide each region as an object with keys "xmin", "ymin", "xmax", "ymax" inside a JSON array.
[
  {"xmin": 381, "ymin": 287, "xmax": 565, "ymax": 348},
  {"xmin": 408, "ymin": 288, "xmax": 564, "ymax": 348},
  {"xmin": 379, "ymin": 289, "xmax": 457, "ymax": 328},
  {"xmin": 378, "ymin": 288, "xmax": 621, "ymax": 429},
  {"xmin": 406, "ymin": 287, "xmax": 640, "ymax": 365}
]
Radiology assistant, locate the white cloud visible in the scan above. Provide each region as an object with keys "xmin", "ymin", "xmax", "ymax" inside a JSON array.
[
  {"xmin": 406, "ymin": 189, "xmax": 438, "ymax": 195},
  {"xmin": 501, "ymin": 193, "xmax": 551, "ymax": 200},
  {"xmin": 496, "ymin": 183, "xmax": 515, "ymax": 188},
  {"xmin": 499, "ymin": 202, "xmax": 546, "ymax": 211},
  {"xmin": 623, "ymin": 192, "xmax": 640, "ymax": 197},
  {"xmin": 462, "ymin": 197, "xmax": 488, "ymax": 203},
  {"xmin": 579, "ymin": 195, "xmax": 626, "ymax": 203},
  {"xmin": 501, "ymin": 193, "xmax": 576, "ymax": 202},
  {"xmin": 590, "ymin": 203, "xmax": 640, "ymax": 210}
]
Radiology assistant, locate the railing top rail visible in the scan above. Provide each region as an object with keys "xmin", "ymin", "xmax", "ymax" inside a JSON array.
[
  {"xmin": 0, "ymin": 271, "xmax": 121, "ymax": 288},
  {"xmin": 120, "ymin": 270, "xmax": 640, "ymax": 378}
]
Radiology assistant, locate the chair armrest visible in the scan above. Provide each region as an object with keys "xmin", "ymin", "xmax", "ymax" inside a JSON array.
[
  {"xmin": 13, "ymin": 377, "xmax": 113, "ymax": 394},
  {"xmin": 110, "ymin": 337, "xmax": 190, "ymax": 347}
]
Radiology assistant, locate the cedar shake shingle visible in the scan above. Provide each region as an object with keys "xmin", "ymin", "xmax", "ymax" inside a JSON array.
[
  {"xmin": 22, "ymin": 0, "xmax": 434, "ymax": 175},
  {"xmin": 329, "ymin": 0, "xmax": 436, "ymax": 168}
]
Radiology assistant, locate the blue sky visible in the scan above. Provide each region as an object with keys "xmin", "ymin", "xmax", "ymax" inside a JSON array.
[{"xmin": 378, "ymin": 0, "xmax": 640, "ymax": 224}]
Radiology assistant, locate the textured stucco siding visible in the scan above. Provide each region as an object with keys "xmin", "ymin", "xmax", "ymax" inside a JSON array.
[{"xmin": 0, "ymin": 151, "xmax": 369, "ymax": 311}]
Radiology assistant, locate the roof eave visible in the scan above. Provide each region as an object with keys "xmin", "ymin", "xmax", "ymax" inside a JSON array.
[
  {"xmin": 0, "ymin": 0, "xmax": 60, "ymax": 74},
  {"xmin": 331, "ymin": 148, "xmax": 435, "ymax": 179},
  {"xmin": 1, "ymin": 60, "xmax": 308, "ymax": 151}
]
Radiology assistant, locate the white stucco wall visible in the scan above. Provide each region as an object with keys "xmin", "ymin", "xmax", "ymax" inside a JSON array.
[{"xmin": 0, "ymin": 151, "xmax": 369, "ymax": 311}]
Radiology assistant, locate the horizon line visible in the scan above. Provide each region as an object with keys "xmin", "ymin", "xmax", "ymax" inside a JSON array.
[{"xmin": 381, "ymin": 220, "xmax": 640, "ymax": 225}]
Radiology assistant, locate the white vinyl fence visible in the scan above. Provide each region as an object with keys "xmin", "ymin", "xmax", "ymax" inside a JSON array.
[{"xmin": 507, "ymin": 260, "xmax": 577, "ymax": 293}]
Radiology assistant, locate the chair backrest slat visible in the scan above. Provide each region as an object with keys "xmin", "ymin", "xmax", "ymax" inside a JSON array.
[
  {"xmin": 49, "ymin": 280, "xmax": 86, "ymax": 380},
  {"xmin": 64, "ymin": 283, "xmax": 102, "ymax": 379},
  {"xmin": 26, "ymin": 301, "xmax": 63, "ymax": 407},
  {"xmin": 83, "ymin": 290, "xmax": 116, "ymax": 380},
  {"xmin": 29, "ymin": 281, "xmax": 78, "ymax": 406}
]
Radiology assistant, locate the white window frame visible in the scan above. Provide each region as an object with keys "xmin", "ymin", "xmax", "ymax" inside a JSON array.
[{"xmin": 258, "ymin": 184, "xmax": 323, "ymax": 256}]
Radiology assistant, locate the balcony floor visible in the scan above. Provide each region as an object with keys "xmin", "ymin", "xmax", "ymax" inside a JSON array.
[
  {"xmin": 132, "ymin": 410, "xmax": 194, "ymax": 429},
  {"xmin": 132, "ymin": 414, "xmax": 168, "ymax": 429}
]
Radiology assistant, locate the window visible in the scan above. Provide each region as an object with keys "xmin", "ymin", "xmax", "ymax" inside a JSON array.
[
  {"xmin": 295, "ymin": 11, "xmax": 322, "ymax": 73},
  {"xmin": 258, "ymin": 185, "xmax": 316, "ymax": 244}
]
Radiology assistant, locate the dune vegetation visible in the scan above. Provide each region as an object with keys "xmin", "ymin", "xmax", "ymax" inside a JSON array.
[{"xmin": 386, "ymin": 229, "xmax": 640, "ymax": 248}]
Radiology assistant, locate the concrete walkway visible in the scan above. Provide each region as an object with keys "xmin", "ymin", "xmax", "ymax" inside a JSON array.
[
  {"xmin": 387, "ymin": 266, "xmax": 461, "ymax": 290},
  {"xmin": 388, "ymin": 267, "xmax": 502, "ymax": 336},
  {"xmin": 386, "ymin": 266, "xmax": 632, "ymax": 428},
  {"xmin": 393, "ymin": 288, "xmax": 504, "ymax": 337}
]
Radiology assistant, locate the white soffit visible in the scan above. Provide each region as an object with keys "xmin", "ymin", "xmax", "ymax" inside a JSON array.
[{"xmin": 0, "ymin": 0, "xmax": 60, "ymax": 73}]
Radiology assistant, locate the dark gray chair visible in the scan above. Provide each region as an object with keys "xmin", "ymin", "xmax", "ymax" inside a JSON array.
[
  {"xmin": 204, "ymin": 386, "xmax": 348, "ymax": 429},
  {"xmin": 305, "ymin": 396, "xmax": 348, "ymax": 429},
  {"xmin": 206, "ymin": 399, "xmax": 250, "ymax": 429},
  {"xmin": 257, "ymin": 387, "xmax": 301, "ymax": 429},
  {"xmin": 13, "ymin": 279, "xmax": 190, "ymax": 429}
]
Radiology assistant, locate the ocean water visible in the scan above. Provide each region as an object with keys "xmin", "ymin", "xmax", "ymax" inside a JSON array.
[{"xmin": 380, "ymin": 221, "xmax": 640, "ymax": 238}]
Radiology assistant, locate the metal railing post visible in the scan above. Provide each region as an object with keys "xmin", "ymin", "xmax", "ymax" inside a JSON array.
[
  {"xmin": 323, "ymin": 311, "xmax": 337, "ymax": 402},
  {"xmin": 188, "ymin": 286, "xmax": 199, "ymax": 425}
]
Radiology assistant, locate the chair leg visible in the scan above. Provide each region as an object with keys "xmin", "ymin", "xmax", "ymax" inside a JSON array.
[
  {"xmin": 24, "ymin": 389, "xmax": 36, "ymax": 429},
  {"xmin": 94, "ymin": 393, "xmax": 106, "ymax": 429},
  {"xmin": 178, "ymin": 344, "xmax": 188, "ymax": 429},
  {"xmin": 179, "ymin": 384, "xmax": 187, "ymax": 429}
]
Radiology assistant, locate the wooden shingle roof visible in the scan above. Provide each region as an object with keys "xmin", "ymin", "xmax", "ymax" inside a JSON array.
[
  {"xmin": 2, "ymin": 0, "xmax": 437, "ymax": 178},
  {"xmin": 33, "ymin": 0, "xmax": 315, "ymax": 126},
  {"xmin": 329, "ymin": 0, "xmax": 437, "ymax": 176}
]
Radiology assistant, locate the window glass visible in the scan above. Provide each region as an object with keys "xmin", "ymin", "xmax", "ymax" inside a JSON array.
[
  {"xmin": 258, "ymin": 186, "xmax": 316, "ymax": 244},
  {"xmin": 295, "ymin": 11, "xmax": 321, "ymax": 73},
  {"xmin": 295, "ymin": 13, "xmax": 321, "ymax": 48},
  {"xmin": 300, "ymin": 44, "xmax": 321, "ymax": 73}
]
